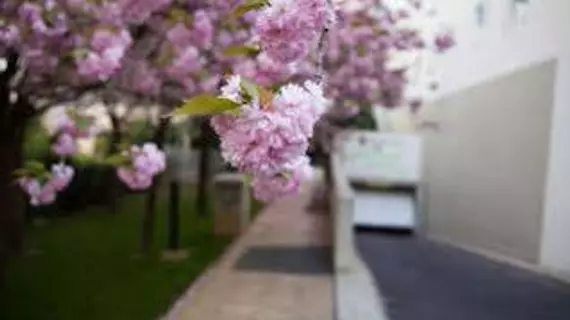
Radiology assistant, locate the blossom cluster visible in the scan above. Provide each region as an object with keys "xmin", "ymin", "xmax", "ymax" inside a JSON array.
[
  {"xmin": 325, "ymin": 0, "xmax": 455, "ymax": 110},
  {"xmin": 18, "ymin": 163, "xmax": 75, "ymax": 206},
  {"xmin": 255, "ymin": 0, "xmax": 331, "ymax": 64},
  {"xmin": 1, "ymin": 0, "xmax": 328, "ymax": 102},
  {"xmin": 116, "ymin": 143, "xmax": 166, "ymax": 191},
  {"xmin": 51, "ymin": 109, "xmax": 98, "ymax": 158},
  {"xmin": 18, "ymin": 107, "xmax": 100, "ymax": 206},
  {"xmin": 211, "ymin": 75, "xmax": 328, "ymax": 202},
  {"xmin": 76, "ymin": 28, "xmax": 133, "ymax": 82}
]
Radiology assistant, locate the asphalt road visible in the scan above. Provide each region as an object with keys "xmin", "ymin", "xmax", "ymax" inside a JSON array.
[{"xmin": 356, "ymin": 230, "xmax": 570, "ymax": 320}]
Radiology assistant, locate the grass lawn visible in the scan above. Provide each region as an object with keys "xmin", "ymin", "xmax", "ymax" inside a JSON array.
[{"xmin": 0, "ymin": 186, "xmax": 251, "ymax": 320}]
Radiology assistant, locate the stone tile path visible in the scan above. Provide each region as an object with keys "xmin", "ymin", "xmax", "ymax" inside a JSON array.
[{"xmin": 163, "ymin": 178, "xmax": 334, "ymax": 320}]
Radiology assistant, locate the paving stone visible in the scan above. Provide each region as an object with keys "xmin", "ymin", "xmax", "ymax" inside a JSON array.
[{"xmin": 164, "ymin": 174, "xmax": 334, "ymax": 320}]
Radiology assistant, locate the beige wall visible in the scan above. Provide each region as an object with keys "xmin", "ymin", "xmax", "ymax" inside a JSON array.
[{"xmin": 420, "ymin": 60, "xmax": 556, "ymax": 263}]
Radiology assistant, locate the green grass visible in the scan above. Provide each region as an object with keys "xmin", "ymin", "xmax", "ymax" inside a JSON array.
[{"xmin": 0, "ymin": 187, "xmax": 234, "ymax": 320}]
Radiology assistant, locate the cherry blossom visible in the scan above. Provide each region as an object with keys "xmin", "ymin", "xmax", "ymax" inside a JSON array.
[
  {"xmin": 252, "ymin": 156, "xmax": 314, "ymax": 202},
  {"xmin": 254, "ymin": 0, "xmax": 330, "ymax": 64},
  {"xmin": 47, "ymin": 163, "xmax": 75, "ymax": 192},
  {"xmin": 116, "ymin": 143, "xmax": 166, "ymax": 191},
  {"xmin": 18, "ymin": 163, "xmax": 75, "ymax": 206},
  {"xmin": 19, "ymin": 178, "xmax": 56, "ymax": 206},
  {"xmin": 52, "ymin": 133, "xmax": 78, "ymax": 158},
  {"xmin": 211, "ymin": 75, "xmax": 328, "ymax": 201},
  {"xmin": 116, "ymin": 168, "xmax": 154, "ymax": 191}
]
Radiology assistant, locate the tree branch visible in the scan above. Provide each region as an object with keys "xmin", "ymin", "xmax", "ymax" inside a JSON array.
[{"xmin": 314, "ymin": 0, "xmax": 336, "ymax": 85}]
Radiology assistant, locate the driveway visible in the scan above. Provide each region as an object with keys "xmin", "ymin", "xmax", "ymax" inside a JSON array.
[{"xmin": 357, "ymin": 230, "xmax": 570, "ymax": 320}]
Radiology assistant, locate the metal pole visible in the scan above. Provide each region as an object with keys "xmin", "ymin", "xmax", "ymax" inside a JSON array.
[{"xmin": 168, "ymin": 179, "xmax": 181, "ymax": 250}]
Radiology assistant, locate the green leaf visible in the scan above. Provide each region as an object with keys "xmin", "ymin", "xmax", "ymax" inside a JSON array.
[
  {"xmin": 71, "ymin": 49, "xmax": 89, "ymax": 60},
  {"xmin": 233, "ymin": 0, "xmax": 271, "ymax": 19},
  {"xmin": 240, "ymin": 78, "xmax": 259, "ymax": 103},
  {"xmin": 169, "ymin": 9, "xmax": 193, "ymax": 25},
  {"xmin": 76, "ymin": 117, "xmax": 93, "ymax": 131},
  {"xmin": 119, "ymin": 141, "xmax": 131, "ymax": 150},
  {"xmin": 175, "ymin": 95, "xmax": 240, "ymax": 116},
  {"xmin": 102, "ymin": 154, "xmax": 131, "ymax": 166},
  {"xmin": 12, "ymin": 168, "xmax": 29, "ymax": 178},
  {"xmin": 223, "ymin": 45, "xmax": 261, "ymax": 58},
  {"xmin": 25, "ymin": 161, "xmax": 47, "ymax": 176},
  {"xmin": 39, "ymin": 172, "xmax": 54, "ymax": 183},
  {"xmin": 223, "ymin": 108, "xmax": 241, "ymax": 117}
]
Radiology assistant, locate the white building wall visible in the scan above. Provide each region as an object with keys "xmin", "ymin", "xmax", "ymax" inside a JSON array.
[
  {"xmin": 427, "ymin": 0, "xmax": 570, "ymax": 276},
  {"xmin": 430, "ymin": 0, "xmax": 568, "ymax": 99}
]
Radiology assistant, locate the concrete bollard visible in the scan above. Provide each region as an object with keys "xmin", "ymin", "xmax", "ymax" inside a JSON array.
[{"xmin": 213, "ymin": 173, "xmax": 251, "ymax": 237}]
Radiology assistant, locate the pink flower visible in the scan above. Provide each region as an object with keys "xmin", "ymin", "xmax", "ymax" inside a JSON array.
[
  {"xmin": 77, "ymin": 28, "xmax": 132, "ymax": 82},
  {"xmin": 251, "ymin": 53, "xmax": 297, "ymax": 86},
  {"xmin": 190, "ymin": 10, "xmax": 214, "ymax": 48},
  {"xmin": 217, "ymin": 109, "xmax": 309, "ymax": 177},
  {"xmin": 18, "ymin": 178, "xmax": 56, "ymax": 206},
  {"xmin": 119, "ymin": 0, "xmax": 173, "ymax": 23},
  {"xmin": 253, "ymin": 0, "xmax": 331, "ymax": 64},
  {"xmin": 166, "ymin": 24, "xmax": 193, "ymax": 50},
  {"xmin": 213, "ymin": 75, "xmax": 329, "ymax": 201},
  {"xmin": 76, "ymin": 51, "xmax": 122, "ymax": 81},
  {"xmin": 123, "ymin": 61, "xmax": 161, "ymax": 96},
  {"xmin": 52, "ymin": 134, "xmax": 78, "ymax": 157},
  {"xmin": 434, "ymin": 32, "xmax": 455, "ymax": 52},
  {"xmin": 93, "ymin": 2, "xmax": 124, "ymax": 25},
  {"xmin": 273, "ymin": 80, "xmax": 328, "ymax": 137},
  {"xmin": 54, "ymin": 110, "xmax": 96, "ymax": 139},
  {"xmin": 210, "ymin": 114, "xmax": 237, "ymax": 137},
  {"xmin": 214, "ymin": 76, "xmax": 328, "ymax": 179},
  {"xmin": 0, "ymin": 25, "xmax": 20, "ymax": 48},
  {"xmin": 219, "ymin": 75, "xmax": 244, "ymax": 103},
  {"xmin": 252, "ymin": 156, "xmax": 313, "ymax": 202},
  {"xmin": 91, "ymin": 29, "xmax": 132, "ymax": 53},
  {"xmin": 166, "ymin": 46, "xmax": 202, "ymax": 81},
  {"xmin": 53, "ymin": 111, "xmax": 76, "ymax": 134},
  {"xmin": 132, "ymin": 143, "xmax": 166, "ymax": 177},
  {"xmin": 200, "ymin": 75, "xmax": 221, "ymax": 93},
  {"xmin": 258, "ymin": 29, "xmax": 310, "ymax": 64},
  {"xmin": 116, "ymin": 143, "xmax": 166, "ymax": 191},
  {"xmin": 254, "ymin": 0, "xmax": 323, "ymax": 63},
  {"xmin": 297, "ymin": 0, "xmax": 330, "ymax": 31},
  {"xmin": 18, "ymin": 178, "xmax": 41, "ymax": 198},
  {"xmin": 116, "ymin": 167, "xmax": 153, "ymax": 191},
  {"xmin": 47, "ymin": 163, "xmax": 75, "ymax": 192}
]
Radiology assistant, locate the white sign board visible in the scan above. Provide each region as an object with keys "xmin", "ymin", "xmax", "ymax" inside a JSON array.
[
  {"xmin": 338, "ymin": 131, "xmax": 423, "ymax": 184},
  {"xmin": 354, "ymin": 192, "xmax": 416, "ymax": 229}
]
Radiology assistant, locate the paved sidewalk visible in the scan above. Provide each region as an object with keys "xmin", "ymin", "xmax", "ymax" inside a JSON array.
[{"xmin": 164, "ymin": 178, "xmax": 334, "ymax": 320}]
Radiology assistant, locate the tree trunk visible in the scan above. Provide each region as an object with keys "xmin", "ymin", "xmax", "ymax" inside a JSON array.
[
  {"xmin": 196, "ymin": 118, "xmax": 215, "ymax": 217},
  {"xmin": 105, "ymin": 111, "xmax": 122, "ymax": 213},
  {"xmin": 0, "ymin": 50, "xmax": 35, "ymax": 280},
  {"xmin": 0, "ymin": 99, "xmax": 32, "ymax": 279},
  {"xmin": 167, "ymin": 180, "xmax": 181, "ymax": 250},
  {"xmin": 140, "ymin": 118, "xmax": 169, "ymax": 254}
]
